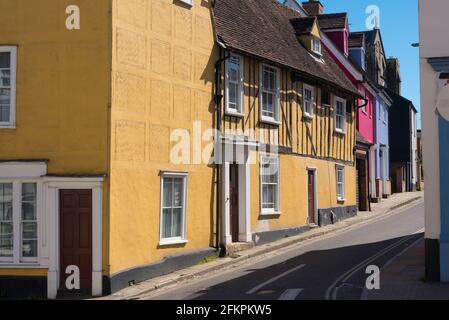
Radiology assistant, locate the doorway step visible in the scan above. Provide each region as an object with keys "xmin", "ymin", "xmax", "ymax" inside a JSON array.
[{"xmin": 226, "ymin": 242, "xmax": 254, "ymax": 257}]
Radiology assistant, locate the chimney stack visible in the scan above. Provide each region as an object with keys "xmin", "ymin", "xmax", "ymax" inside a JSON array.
[{"xmin": 302, "ymin": 0, "xmax": 324, "ymax": 16}]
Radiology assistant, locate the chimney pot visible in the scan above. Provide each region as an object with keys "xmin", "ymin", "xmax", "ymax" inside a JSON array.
[{"xmin": 302, "ymin": 0, "xmax": 323, "ymax": 16}]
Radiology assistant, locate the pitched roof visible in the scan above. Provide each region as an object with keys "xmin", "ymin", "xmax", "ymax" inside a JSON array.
[
  {"xmin": 316, "ymin": 13, "xmax": 347, "ymax": 30},
  {"xmin": 290, "ymin": 16, "xmax": 317, "ymax": 35},
  {"xmin": 383, "ymin": 87, "xmax": 418, "ymax": 113},
  {"xmin": 348, "ymin": 32, "xmax": 365, "ymax": 48},
  {"xmin": 213, "ymin": 0, "xmax": 359, "ymax": 96}
]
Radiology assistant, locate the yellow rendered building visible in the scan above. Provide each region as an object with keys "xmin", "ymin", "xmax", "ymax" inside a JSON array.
[{"xmin": 0, "ymin": 0, "xmax": 360, "ymax": 299}]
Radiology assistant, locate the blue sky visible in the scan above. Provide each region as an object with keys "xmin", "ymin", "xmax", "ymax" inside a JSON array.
[{"xmin": 318, "ymin": 0, "xmax": 421, "ymax": 126}]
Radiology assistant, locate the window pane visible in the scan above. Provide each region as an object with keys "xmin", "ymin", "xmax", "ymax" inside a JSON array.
[
  {"xmin": 262, "ymin": 185, "xmax": 275, "ymax": 209},
  {"xmin": 22, "ymin": 222, "xmax": 37, "ymax": 239},
  {"xmin": 163, "ymin": 178, "xmax": 172, "ymax": 208},
  {"xmin": 0, "ymin": 69, "xmax": 10, "ymax": 86},
  {"xmin": 0, "ymin": 183, "xmax": 13, "ymax": 221},
  {"xmin": 22, "ymin": 183, "xmax": 37, "ymax": 221},
  {"xmin": 22, "ymin": 183, "xmax": 36, "ymax": 202},
  {"xmin": 0, "ymin": 52, "xmax": 10, "ymax": 68},
  {"xmin": 0, "ymin": 105, "xmax": 10, "ymax": 122},
  {"xmin": 22, "ymin": 239, "xmax": 37, "ymax": 258},
  {"xmin": 173, "ymin": 179, "xmax": 183, "ymax": 207},
  {"xmin": 172, "ymin": 208, "xmax": 183, "ymax": 238},
  {"xmin": 228, "ymin": 56, "xmax": 240, "ymax": 83},
  {"xmin": 228, "ymin": 83, "xmax": 238, "ymax": 109},
  {"xmin": 0, "ymin": 88, "xmax": 11, "ymax": 105},
  {"xmin": 0, "ymin": 225, "xmax": 13, "ymax": 257},
  {"xmin": 162, "ymin": 208, "xmax": 172, "ymax": 239}
]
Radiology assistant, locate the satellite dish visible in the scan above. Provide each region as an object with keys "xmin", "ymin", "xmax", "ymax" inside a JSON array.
[{"xmin": 437, "ymin": 78, "xmax": 449, "ymax": 121}]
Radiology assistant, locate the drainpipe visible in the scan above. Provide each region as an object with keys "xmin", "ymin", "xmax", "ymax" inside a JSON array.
[{"xmin": 214, "ymin": 47, "xmax": 231, "ymax": 253}]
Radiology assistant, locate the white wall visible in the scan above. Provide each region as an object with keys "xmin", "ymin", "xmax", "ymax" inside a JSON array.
[
  {"xmin": 419, "ymin": 0, "xmax": 447, "ymax": 239},
  {"xmin": 419, "ymin": 0, "xmax": 449, "ymax": 59}
]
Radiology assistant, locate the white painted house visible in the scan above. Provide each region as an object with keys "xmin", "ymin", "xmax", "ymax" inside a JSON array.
[{"xmin": 419, "ymin": 0, "xmax": 449, "ymax": 282}]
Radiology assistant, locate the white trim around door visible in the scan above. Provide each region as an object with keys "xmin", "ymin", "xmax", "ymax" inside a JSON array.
[{"xmin": 45, "ymin": 178, "xmax": 103, "ymax": 299}]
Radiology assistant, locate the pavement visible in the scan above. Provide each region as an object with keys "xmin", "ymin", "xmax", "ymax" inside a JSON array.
[
  {"xmin": 362, "ymin": 238, "xmax": 449, "ymax": 300},
  {"xmin": 99, "ymin": 191, "xmax": 424, "ymax": 300}
]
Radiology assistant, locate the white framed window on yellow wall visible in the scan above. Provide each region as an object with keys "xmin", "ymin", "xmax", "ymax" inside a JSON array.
[
  {"xmin": 225, "ymin": 54, "xmax": 244, "ymax": 116},
  {"xmin": 0, "ymin": 182, "xmax": 39, "ymax": 264},
  {"xmin": 0, "ymin": 46, "xmax": 17, "ymax": 128},
  {"xmin": 334, "ymin": 96, "xmax": 347, "ymax": 133},
  {"xmin": 260, "ymin": 155, "xmax": 281, "ymax": 215},
  {"xmin": 159, "ymin": 172, "xmax": 188, "ymax": 246},
  {"xmin": 303, "ymin": 84, "xmax": 315, "ymax": 118},
  {"xmin": 260, "ymin": 64, "xmax": 280, "ymax": 124},
  {"xmin": 336, "ymin": 165, "xmax": 345, "ymax": 201}
]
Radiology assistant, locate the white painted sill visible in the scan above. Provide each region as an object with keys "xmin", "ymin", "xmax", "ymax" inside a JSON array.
[
  {"xmin": 334, "ymin": 128, "xmax": 346, "ymax": 135},
  {"xmin": 159, "ymin": 239, "xmax": 188, "ymax": 246},
  {"xmin": 337, "ymin": 198, "xmax": 346, "ymax": 202},
  {"xmin": 260, "ymin": 210, "xmax": 282, "ymax": 216},
  {"xmin": 0, "ymin": 263, "xmax": 42, "ymax": 268},
  {"xmin": 225, "ymin": 110, "xmax": 245, "ymax": 118},
  {"xmin": 260, "ymin": 117, "xmax": 281, "ymax": 126},
  {"xmin": 303, "ymin": 113, "xmax": 314, "ymax": 120},
  {"xmin": 0, "ymin": 124, "xmax": 16, "ymax": 129}
]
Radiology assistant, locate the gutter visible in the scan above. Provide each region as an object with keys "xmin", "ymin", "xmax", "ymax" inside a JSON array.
[{"xmin": 214, "ymin": 44, "xmax": 231, "ymax": 253}]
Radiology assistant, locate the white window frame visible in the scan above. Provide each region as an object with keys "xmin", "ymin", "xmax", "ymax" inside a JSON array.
[
  {"xmin": 0, "ymin": 46, "xmax": 17, "ymax": 128},
  {"xmin": 259, "ymin": 154, "xmax": 281, "ymax": 215},
  {"xmin": 159, "ymin": 172, "xmax": 188, "ymax": 246},
  {"xmin": 334, "ymin": 96, "xmax": 347, "ymax": 134},
  {"xmin": 0, "ymin": 180, "xmax": 41, "ymax": 265},
  {"xmin": 225, "ymin": 54, "xmax": 245, "ymax": 117},
  {"xmin": 312, "ymin": 37, "xmax": 322, "ymax": 56},
  {"xmin": 259, "ymin": 64, "xmax": 280, "ymax": 125},
  {"xmin": 303, "ymin": 83, "xmax": 315, "ymax": 119},
  {"xmin": 336, "ymin": 165, "xmax": 345, "ymax": 201}
]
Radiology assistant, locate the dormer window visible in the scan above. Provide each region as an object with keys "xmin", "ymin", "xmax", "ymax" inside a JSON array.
[{"xmin": 312, "ymin": 37, "xmax": 321, "ymax": 55}]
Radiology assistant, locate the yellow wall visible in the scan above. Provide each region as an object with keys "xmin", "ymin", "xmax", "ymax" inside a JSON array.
[
  {"xmin": 108, "ymin": 0, "xmax": 218, "ymax": 274},
  {"xmin": 250, "ymin": 152, "xmax": 356, "ymax": 232},
  {"xmin": 0, "ymin": 0, "xmax": 112, "ymax": 274},
  {"xmin": 0, "ymin": 0, "xmax": 111, "ymax": 174}
]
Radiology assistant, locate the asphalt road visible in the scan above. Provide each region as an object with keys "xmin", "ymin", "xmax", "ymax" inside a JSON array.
[{"xmin": 142, "ymin": 201, "xmax": 424, "ymax": 300}]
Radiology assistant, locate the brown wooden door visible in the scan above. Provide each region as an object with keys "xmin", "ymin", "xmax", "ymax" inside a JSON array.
[
  {"xmin": 229, "ymin": 164, "xmax": 239, "ymax": 242},
  {"xmin": 60, "ymin": 190, "xmax": 92, "ymax": 293},
  {"xmin": 307, "ymin": 171, "xmax": 315, "ymax": 224},
  {"xmin": 357, "ymin": 159, "xmax": 368, "ymax": 211}
]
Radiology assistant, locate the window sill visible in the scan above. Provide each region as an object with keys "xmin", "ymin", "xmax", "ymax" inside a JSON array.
[
  {"xmin": 225, "ymin": 110, "xmax": 245, "ymax": 118},
  {"xmin": 260, "ymin": 210, "xmax": 281, "ymax": 216},
  {"xmin": 260, "ymin": 117, "xmax": 280, "ymax": 126},
  {"xmin": 0, "ymin": 124, "xmax": 16, "ymax": 129},
  {"xmin": 0, "ymin": 263, "xmax": 41, "ymax": 268},
  {"xmin": 337, "ymin": 198, "xmax": 346, "ymax": 203},
  {"xmin": 159, "ymin": 239, "xmax": 188, "ymax": 246},
  {"xmin": 303, "ymin": 113, "xmax": 314, "ymax": 120},
  {"xmin": 334, "ymin": 129, "xmax": 346, "ymax": 135}
]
